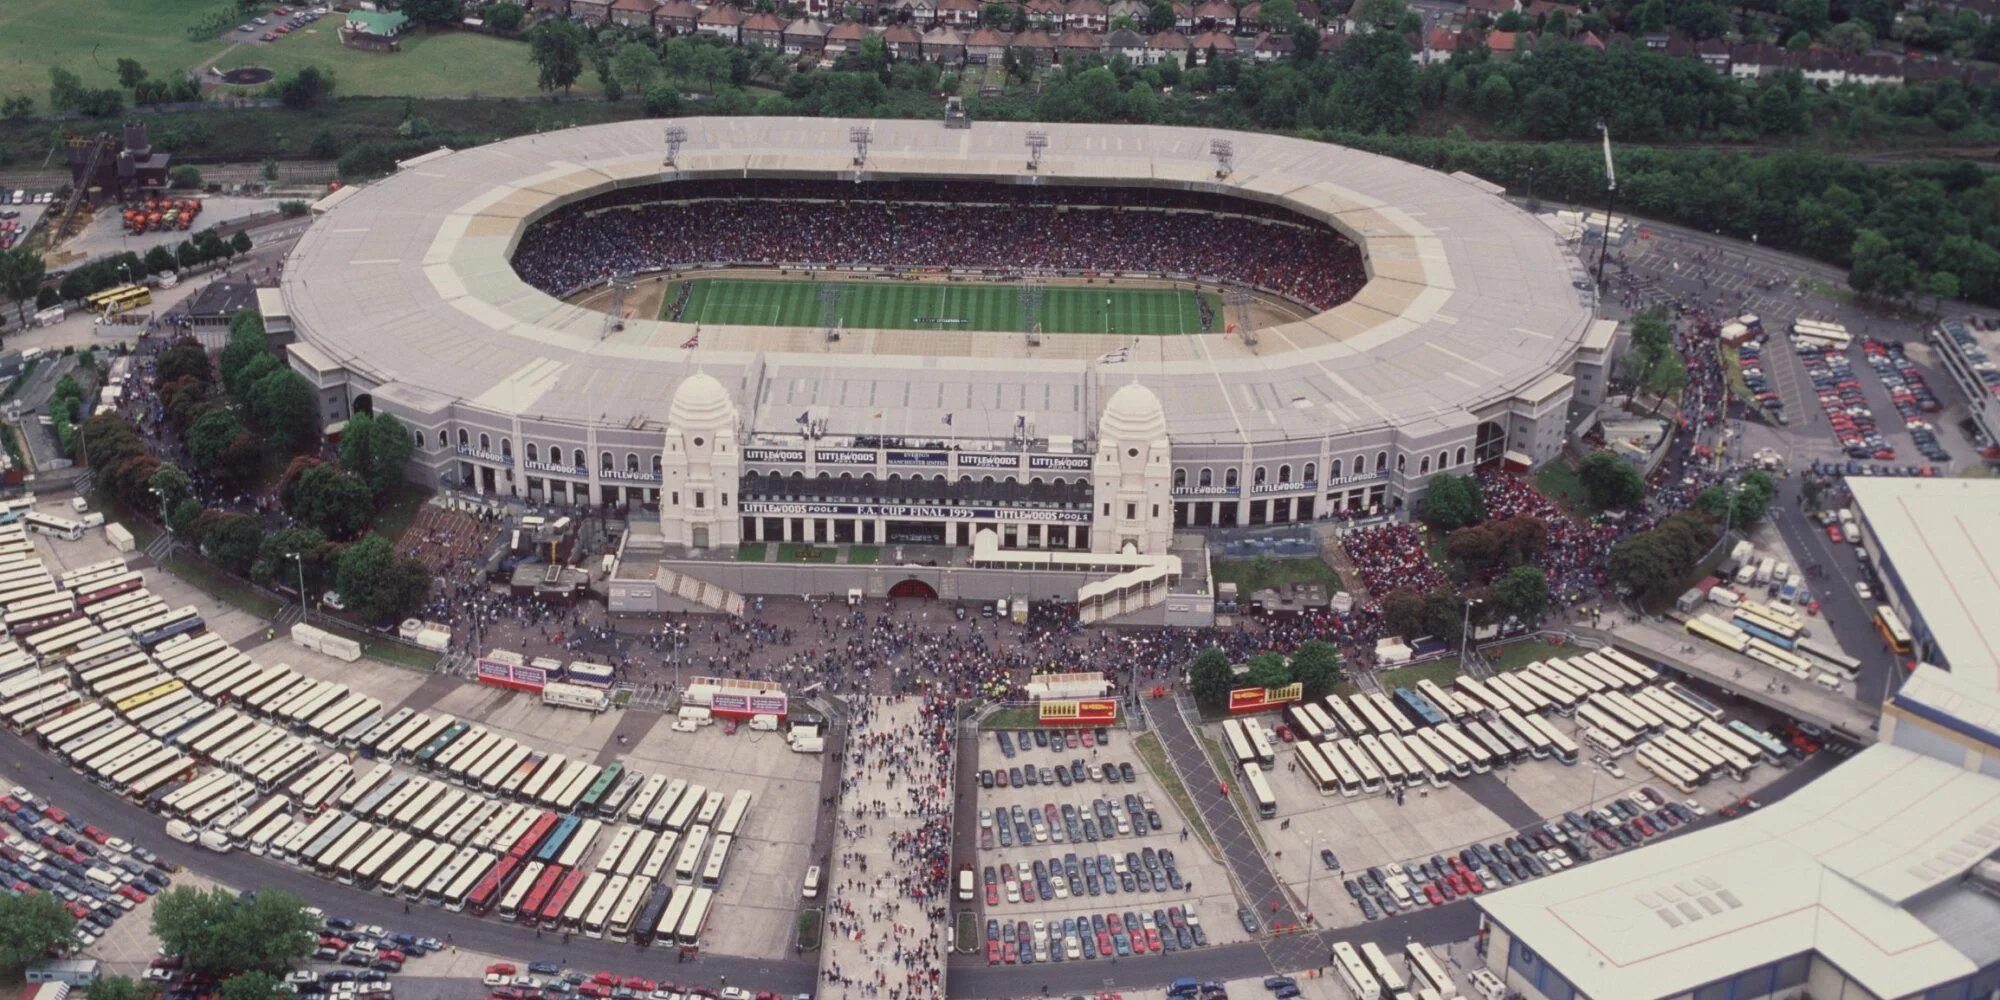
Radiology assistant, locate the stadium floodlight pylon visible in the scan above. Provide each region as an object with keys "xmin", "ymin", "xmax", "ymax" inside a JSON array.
[
  {"xmin": 849, "ymin": 126, "xmax": 873, "ymax": 167},
  {"xmin": 819, "ymin": 284, "xmax": 844, "ymax": 343},
  {"xmin": 1211, "ymin": 138, "xmax": 1234, "ymax": 179},
  {"xmin": 1019, "ymin": 281, "xmax": 1045, "ymax": 346},
  {"xmin": 1227, "ymin": 285, "xmax": 1256, "ymax": 349},
  {"xmin": 1025, "ymin": 131, "xmax": 1048, "ymax": 171},
  {"xmin": 662, "ymin": 125, "xmax": 687, "ymax": 170}
]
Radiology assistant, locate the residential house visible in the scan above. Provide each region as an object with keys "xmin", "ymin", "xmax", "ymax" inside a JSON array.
[
  {"xmin": 824, "ymin": 19, "xmax": 871, "ymax": 55},
  {"xmin": 1106, "ymin": 26, "xmax": 1148, "ymax": 60},
  {"xmin": 1193, "ymin": 0, "xmax": 1235, "ymax": 30},
  {"xmin": 922, "ymin": 24, "xmax": 967, "ymax": 59},
  {"xmin": 1466, "ymin": 0, "xmax": 1514, "ymax": 18},
  {"xmin": 1014, "ymin": 27, "xmax": 1058, "ymax": 62},
  {"xmin": 1109, "ymin": 0, "xmax": 1150, "ymax": 27},
  {"xmin": 530, "ymin": 0, "xmax": 570, "ymax": 16},
  {"xmin": 1144, "ymin": 27, "xmax": 1191, "ymax": 62},
  {"xmin": 696, "ymin": 3, "xmax": 745, "ymax": 41},
  {"xmin": 884, "ymin": 0, "xmax": 937, "ymax": 25},
  {"xmin": 570, "ymin": 0, "xmax": 615, "ymax": 24},
  {"xmin": 1848, "ymin": 52, "xmax": 1904, "ymax": 85},
  {"xmin": 1695, "ymin": 37, "xmax": 1729, "ymax": 68},
  {"xmin": 1172, "ymin": 2, "xmax": 1195, "ymax": 31},
  {"xmin": 1577, "ymin": 29, "xmax": 1604, "ymax": 49},
  {"xmin": 783, "ymin": 16, "xmax": 831, "ymax": 55},
  {"xmin": 1064, "ymin": 0, "xmax": 1109, "ymax": 31},
  {"xmin": 742, "ymin": 12, "xmax": 788, "ymax": 46},
  {"xmin": 965, "ymin": 26, "xmax": 1012, "ymax": 61},
  {"xmin": 656, "ymin": 0, "xmax": 701, "ymax": 32},
  {"xmin": 936, "ymin": 0, "xmax": 980, "ymax": 26},
  {"xmin": 1058, "ymin": 28, "xmax": 1104, "ymax": 58},
  {"xmin": 882, "ymin": 23, "xmax": 924, "ymax": 57},
  {"xmin": 1190, "ymin": 29, "xmax": 1235, "ymax": 58},
  {"xmin": 1522, "ymin": 0, "xmax": 1578, "ymax": 18},
  {"xmin": 1025, "ymin": 0, "xmax": 1064, "ymax": 26},
  {"xmin": 609, "ymin": 0, "xmax": 658, "ymax": 30},
  {"xmin": 1420, "ymin": 24, "xmax": 1461, "ymax": 64},
  {"xmin": 1251, "ymin": 31, "xmax": 1293, "ymax": 59},
  {"xmin": 1728, "ymin": 42, "xmax": 1788, "ymax": 79}
]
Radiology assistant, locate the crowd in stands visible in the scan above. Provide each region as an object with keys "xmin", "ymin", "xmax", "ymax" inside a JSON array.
[
  {"xmin": 512, "ymin": 181, "xmax": 1367, "ymax": 313},
  {"xmin": 1340, "ymin": 523, "xmax": 1449, "ymax": 598}
]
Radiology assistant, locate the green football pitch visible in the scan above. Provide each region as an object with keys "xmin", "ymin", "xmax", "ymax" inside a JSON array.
[{"xmin": 664, "ymin": 279, "xmax": 1222, "ymax": 335}]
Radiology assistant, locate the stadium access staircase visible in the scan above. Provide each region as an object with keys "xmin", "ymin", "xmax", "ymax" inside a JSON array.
[{"xmin": 661, "ymin": 567, "xmax": 746, "ymax": 616}]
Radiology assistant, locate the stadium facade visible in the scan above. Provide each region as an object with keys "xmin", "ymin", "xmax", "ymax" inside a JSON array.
[{"xmin": 274, "ymin": 118, "xmax": 1610, "ymax": 610}]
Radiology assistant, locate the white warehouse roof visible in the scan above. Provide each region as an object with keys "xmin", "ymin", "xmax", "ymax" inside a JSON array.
[{"xmin": 1846, "ymin": 477, "xmax": 2000, "ymax": 691}]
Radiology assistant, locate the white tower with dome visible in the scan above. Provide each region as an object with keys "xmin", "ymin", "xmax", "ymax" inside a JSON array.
[
  {"xmin": 659, "ymin": 372, "xmax": 741, "ymax": 549},
  {"xmin": 1090, "ymin": 383, "xmax": 1174, "ymax": 556}
]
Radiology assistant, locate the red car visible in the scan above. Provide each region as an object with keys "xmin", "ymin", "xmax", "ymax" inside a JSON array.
[
  {"xmin": 986, "ymin": 939, "xmax": 999, "ymax": 965},
  {"xmin": 1826, "ymin": 525, "xmax": 1843, "ymax": 542},
  {"xmin": 576, "ymin": 985, "xmax": 610, "ymax": 999},
  {"xmin": 620, "ymin": 978, "xmax": 653, "ymax": 992},
  {"xmin": 591, "ymin": 973, "xmax": 618, "ymax": 987},
  {"xmin": 1424, "ymin": 883, "xmax": 1444, "ymax": 905},
  {"xmin": 1145, "ymin": 927, "xmax": 1162, "ymax": 951},
  {"xmin": 43, "ymin": 808, "xmax": 66, "ymax": 824},
  {"xmin": 1002, "ymin": 939, "xmax": 1016, "ymax": 964},
  {"xmin": 80, "ymin": 825, "xmax": 108, "ymax": 845},
  {"xmin": 1465, "ymin": 874, "xmax": 1486, "ymax": 894},
  {"xmin": 486, "ymin": 964, "xmax": 517, "ymax": 977},
  {"xmin": 118, "ymin": 885, "xmax": 148, "ymax": 903}
]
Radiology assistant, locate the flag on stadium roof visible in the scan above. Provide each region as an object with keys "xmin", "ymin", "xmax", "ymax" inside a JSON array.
[
  {"xmin": 942, "ymin": 414, "xmax": 953, "ymax": 425},
  {"xmin": 1097, "ymin": 348, "xmax": 1131, "ymax": 364},
  {"xmin": 796, "ymin": 411, "xmax": 810, "ymax": 425},
  {"xmin": 681, "ymin": 333, "xmax": 700, "ymax": 349}
]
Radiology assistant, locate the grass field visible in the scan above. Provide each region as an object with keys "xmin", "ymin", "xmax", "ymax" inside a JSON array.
[
  {"xmin": 668, "ymin": 279, "xmax": 1221, "ymax": 335},
  {"xmin": 0, "ymin": 0, "xmax": 237, "ymax": 100},
  {"xmin": 210, "ymin": 24, "xmax": 594, "ymax": 99}
]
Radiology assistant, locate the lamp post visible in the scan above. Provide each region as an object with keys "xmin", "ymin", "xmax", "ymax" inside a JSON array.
[
  {"xmin": 287, "ymin": 551, "xmax": 307, "ymax": 615},
  {"xmin": 1458, "ymin": 597, "xmax": 1483, "ymax": 668}
]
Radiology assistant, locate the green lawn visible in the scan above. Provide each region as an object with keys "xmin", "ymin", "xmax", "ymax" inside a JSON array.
[
  {"xmin": 1533, "ymin": 459, "xmax": 1591, "ymax": 515},
  {"xmin": 211, "ymin": 25, "xmax": 597, "ymax": 99},
  {"xmin": 735, "ymin": 542, "xmax": 767, "ymax": 562},
  {"xmin": 369, "ymin": 483, "xmax": 433, "ymax": 543},
  {"xmin": 678, "ymin": 279, "xmax": 1221, "ymax": 335},
  {"xmin": 162, "ymin": 550, "xmax": 284, "ymax": 619},
  {"xmin": 1482, "ymin": 638, "xmax": 1575, "ymax": 672},
  {"xmin": 846, "ymin": 545, "xmax": 880, "ymax": 565},
  {"xmin": 776, "ymin": 542, "xmax": 836, "ymax": 563},
  {"xmin": 1378, "ymin": 658, "xmax": 1463, "ymax": 691},
  {"xmin": 0, "ymin": 0, "xmax": 240, "ymax": 100},
  {"xmin": 1210, "ymin": 555, "xmax": 1342, "ymax": 594}
]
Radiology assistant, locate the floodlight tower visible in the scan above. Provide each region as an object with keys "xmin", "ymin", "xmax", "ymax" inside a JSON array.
[
  {"xmin": 849, "ymin": 126, "xmax": 873, "ymax": 167},
  {"xmin": 1025, "ymin": 130, "xmax": 1048, "ymax": 172},
  {"xmin": 1020, "ymin": 280, "xmax": 1045, "ymax": 347},
  {"xmin": 1210, "ymin": 138, "xmax": 1234, "ymax": 179},
  {"xmin": 601, "ymin": 271, "xmax": 635, "ymax": 340},
  {"xmin": 1227, "ymin": 285, "xmax": 1256, "ymax": 350},
  {"xmin": 820, "ymin": 284, "xmax": 844, "ymax": 344},
  {"xmin": 663, "ymin": 125, "xmax": 687, "ymax": 170}
]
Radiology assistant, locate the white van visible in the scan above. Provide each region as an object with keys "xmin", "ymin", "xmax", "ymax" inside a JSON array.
[
  {"xmin": 789, "ymin": 736, "xmax": 825, "ymax": 754},
  {"xmin": 80, "ymin": 513, "xmax": 105, "ymax": 529},
  {"xmin": 198, "ymin": 830, "xmax": 232, "ymax": 853},
  {"xmin": 801, "ymin": 865, "xmax": 821, "ymax": 899},
  {"xmin": 956, "ymin": 866, "xmax": 975, "ymax": 902},
  {"xmin": 164, "ymin": 820, "xmax": 197, "ymax": 844},
  {"xmin": 68, "ymin": 497, "xmax": 88, "ymax": 512},
  {"xmin": 748, "ymin": 714, "xmax": 779, "ymax": 732}
]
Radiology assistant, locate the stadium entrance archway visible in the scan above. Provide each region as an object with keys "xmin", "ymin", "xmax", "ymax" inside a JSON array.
[
  {"xmin": 1475, "ymin": 420, "xmax": 1507, "ymax": 464},
  {"xmin": 888, "ymin": 579, "xmax": 937, "ymax": 600},
  {"xmin": 352, "ymin": 393, "xmax": 374, "ymax": 416}
]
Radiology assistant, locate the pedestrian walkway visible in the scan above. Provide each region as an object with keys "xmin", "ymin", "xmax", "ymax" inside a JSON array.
[
  {"xmin": 818, "ymin": 695, "xmax": 954, "ymax": 1000},
  {"xmin": 1152, "ymin": 696, "xmax": 1301, "ymax": 932}
]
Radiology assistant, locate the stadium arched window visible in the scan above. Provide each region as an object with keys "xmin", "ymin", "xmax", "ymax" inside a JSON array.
[
  {"xmin": 1397, "ymin": 454, "xmax": 1407, "ymax": 472},
  {"xmin": 525, "ymin": 444, "xmax": 538, "ymax": 464},
  {"xmin": 1053, "ymin": 477, "xmax": 1067, "ymax": 487},
  {"xmin": 1304, "ymin": 462, "xmax": 1316, "ymax": 483},
  {"xmin": 1328, "ymin": 459, "xmax": 1341, "ymax": 479},
  {"xmin": 626, "ymin": 454, "xmax": 639, "ymax": 473},
  {"xmin": 1254, "ymin": 467, "xmax": 1266, "ymax": 486},
  {"xmin": 437, "ymin": 431, "xmax": 448, "ymax": 448},
  {"xmin": 1375, "ymin": 451, "xmax": 1388, "ymax": 472},
  {"xmin": 1419, "ymin": 456, "xmax": 1431, "ymax": 475},
  {"xmin": 1173, "ymin": 469, "xmax": 1186, "ymax": 488},
  {"xmin": 1278, "ymin": 464, "xmax": 1291, "ymax": 484},
  {"xmin": 479, "ymin": 433, "xmax": 491, "ymax": 452},
  {"xmin": 888, "ymin": 474, "xmax": 902, "ymax": 483},
  {"xmin": 600, "ymin": 451, "xmax": 613, "ymax": 472},
  {"xmin": 652, "ymin": 455, "xmax": 662, "ymax": 475},
  {"xmin": 457, "ymin": 429, "xmax": 469, "ymax": 447},
  {"xmin": 500, "ymin": 439, "xmax": 512, "ymax": 458},
  {"xmin": 1456, "ymin": 446, "xmax": 1468, "ymax": 465},
  {"xmin": 1199, "ymin": 468, "xmax": 1212, "ymax": 487},
  {"xmin": 1005, "ymin": 476, "xmax": 1017, "ymax": 485},
  {"xmin": 413, "ymin": 431, "xmax": 425, "ymax": 450},
  {"xmin": 1437, "ymin": 450, "xmax": 1448, "ymax": 469},
  {"xmin": 1031, "ymin": 476, "xmax": 1044, "ymax": 486},
  {"xmin": 572, "ymin": 449, "xmax": 586, "ymax": 469},
  {"xmin": 817, "ymin": 471, "xmax": 831, "ymax": 481},
  {"xmin": 1225, "ymin": 468, "xmax": 1238, "ymax": 488}
]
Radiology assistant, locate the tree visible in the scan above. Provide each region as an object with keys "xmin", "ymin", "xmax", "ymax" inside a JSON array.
[
  {"xmin": 85, "ymin": 976, "xmax": 143, "ymax": 1000},
  {"xmin": 488, "ymin": 1, "xmax": 525, "ymax": 30},
  {"xmin": 0, "ymin": 892, "xmax": 70, "ymax": 971},
  {"xmin": 169, "ymin": 165, "xmax": 204, "ymax": 190},
  {"xmin": 1577, "ymin": 452, "xmax": 1645, "ymax": 510},
  {"xmin": 156, "ymin": 336, "xmax": 213, "ymax": 389},
  {"xmin": 254, "ymin": 525, "xmax": 334, "ymax": 592},
  {"xmin": 1380, "ymin": 588, "xmax": 1425, "ymax": 639},
  {"xmin": 217, "ymin": 973, "xmax": 284, "ymax": 1000},
  {"xmin": 1419, "ymin": 473, "xmax": 1485, "ymax": 529},
  {"xmin": 201, "ymin": 513, "xmax": 263, "ymax": 575},
  {"xmin": 643, "ymin": 84, "xmax": 684, "ymax": 116},
  {"xmin": 1928, "ymin": 270, "xmax": 1961, "ymax": 312},
  {"xmin": 186, "ymin": 409, "xmax": 248, "ymax": 474},
  {"xmin": 143, "ymin": 244, "xmax": 178, "ymax": 275},
  {"xmin": 1145, "ymin": 1, "xmax": 1177, "ymax": 31},
  {"xmin": 340, "ymin": 411, "xmax": 415, "ymax": 499},
  {"xmin": 1242, "ymin": 652, "xmax": 1288, "ymax": 689},
  {"xmin": 148, "ymin": 463, "xmax": 192, "ymax": 516},
  {"xmin": 220, "ymin": 311, "xmax": 270, "ymax": 397},
  {"xmin": 287, "ymin": 464, "xmax": 374, "ymax": 539},
  {"xmin": 152, "ymin": 886, "xmax": 314, "ymax": 975},
  {"xmin": 248, "ymin": 369, "xmax": 321, "ymax": 454},
  {"xmin": 0, "ymin": 96, "xmax": 32, "ymax": 120},
  {"xmin": 334, "ymin": 536, "xmax": 432, "ymax": 622},
  {"xmin": 115, "ymin": 58, "xmax": 148, "ymax": 90},
  {"xmin": 1492, "ymin": 565, "xmax": 1550, "ymax": 623},
  {"xmin": 530, "ymin": 20, "xmax": 587, "ymax": 95},
  {"xmin": 1187, "ymin": 647, "xmax": 1234, "ymax": 713},
  {"xmin": 402, "ymin": 0, "xmax": 463, "ymax": 29},
  {"xmin": 230, "ymin": 231, "xmax": 253, "ymax": 257},
  {"xmin": 47, "ymin": 66, "xmax": 84, "ymax": 111},
  {"xmin": 276, "ymin": 66, "xmax": 336, "ymax": 109},
  {"xmin": 614, "ymin": 42, "xmax": 661, "ymax": 97},
  {"xmin": 0, "ymin": 247, "xmax": 46, "ymax": 323},
  {"xmin": 1850, "ymin": 228, "xmax": 1914, "ymax": 300},
  {"xmin": 1289, "ymin": 640, "xmax": 1342, "ymax": 700}
]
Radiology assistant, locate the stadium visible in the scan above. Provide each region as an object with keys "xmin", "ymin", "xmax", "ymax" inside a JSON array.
[{"xmin": 274, "ymin": 118, "xmax": 1612, "ymax": 618}]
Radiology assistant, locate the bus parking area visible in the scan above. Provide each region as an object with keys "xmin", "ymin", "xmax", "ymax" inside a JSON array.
[
  {"xmin": 1210, "ymin": 659, "xmax": 1807, "ymax": 930},
  {"xmin": 0, "ymin": 507, "xmax": 828, "ymax": 968},
  {"xmin": 964, "ymin": 725, "xmax": 1250, "ymax": 964}
]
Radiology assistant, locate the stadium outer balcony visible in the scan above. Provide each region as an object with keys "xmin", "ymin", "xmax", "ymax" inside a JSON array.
[{"xmin": 736, "ymin": 469, "xmax": 1096, "ymax": 549}]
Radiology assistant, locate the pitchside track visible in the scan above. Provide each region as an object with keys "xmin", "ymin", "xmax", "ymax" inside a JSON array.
[{"xmin": 665, "ymin": 279, "xmax": 1222, "ymax": 335}]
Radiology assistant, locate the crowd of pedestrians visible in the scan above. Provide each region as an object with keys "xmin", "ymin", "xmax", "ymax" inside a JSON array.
[
  {"xmin": 821, "ymin": 695, "xmax": 954, "ymax": 1000},
  {"xmin": 1477, "ymin": 470, "xmax": 1617, "ymax": 605},
  {"xmin": 511, "ymin": 186, "xmax": 1368, "ymax": 313},
  {"xmin": 1339, "ymin": 523, "xmax": 1448, "ymax": 598}
]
